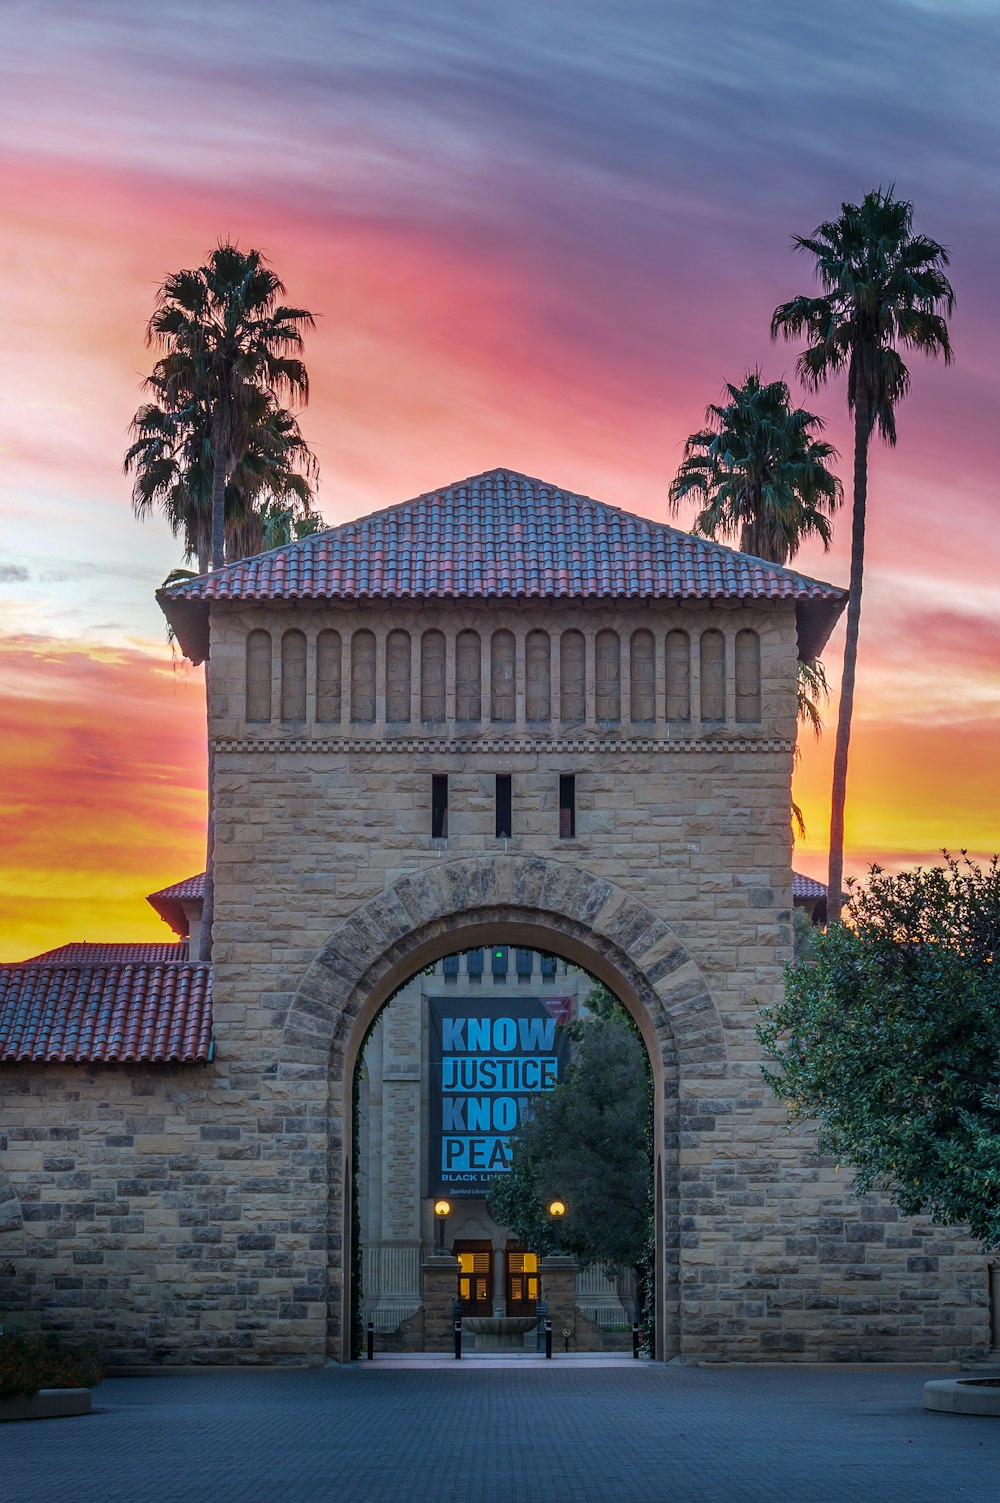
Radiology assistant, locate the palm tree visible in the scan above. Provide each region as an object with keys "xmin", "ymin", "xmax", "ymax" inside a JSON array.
[
  {"xmin": 127, "ymin": 388, "xmax": 213, "ymax": 571},
  {"xmin": 127, "ymin": 383, "xmax": 319, "ymax": 572},
  {"xmin": 145, "ymin": 243, "xmax": 314, "ymax": 571},
  {"xmin": 668, "ymin": 369, "xmax": 842, "ymax": 565},
  {"xmin": 223, "ymin": 392, "xmax": 319, "ymax": 561},
  {"xmin": 133, "ymin": 243, "xmax": 316, "ymax": 961},
  {"xmin": 670, "ymin": 370, "xmax": 841, "ymax": 837},
  {"xmin": 771, "ymin": 188, "xmax": 955, "ymax": 921}
]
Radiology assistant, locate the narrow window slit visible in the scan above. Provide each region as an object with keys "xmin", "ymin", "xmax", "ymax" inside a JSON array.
[
  {"xmin": 495, "ymin": 773, "xmax": 512, "ymax": 838},
  {"xmin": 559, "ymin": 774, "xmax": 576, "ymax": 839},
  {"xmin": 431, "ymin": 774, "xmax": 449, "ymax": 839}
]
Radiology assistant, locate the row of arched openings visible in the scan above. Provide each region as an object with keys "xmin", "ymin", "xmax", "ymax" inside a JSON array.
[{"xmin": 245, "ymin": 627, "xmax": 762, "ymax": 726}]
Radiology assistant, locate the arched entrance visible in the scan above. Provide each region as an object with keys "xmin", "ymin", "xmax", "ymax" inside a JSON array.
[{"xmin": 278, "ymin": 855, "xmax": 727, "ymax": 1362}]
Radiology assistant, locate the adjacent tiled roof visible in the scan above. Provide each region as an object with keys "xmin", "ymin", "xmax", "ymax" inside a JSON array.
[
  {"xmin": 147, "ymin": 872, "xmax": 205, "ymax": 936},
  {"xmin": 159, "ymin": 468, "xmax": 847, "ymax": 664},
  {"xmin": 20, "ymin": 941, "xmax": 189, "ymax": 965},
  {"xmin": 792, "ymin": 871, "xmax": 828, "ymax": 900},
  {"xmin": 0, "ymin": 963, "xmax": 213, "ymax": 1064}
]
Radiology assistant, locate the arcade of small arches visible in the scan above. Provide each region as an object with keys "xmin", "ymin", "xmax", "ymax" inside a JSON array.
[{"xmin": 244, "ymin": 621, "xmax": 763, "ymax": 730}]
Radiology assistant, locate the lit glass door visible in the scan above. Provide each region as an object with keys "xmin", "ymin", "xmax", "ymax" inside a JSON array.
[
  {"xmin": 505, "ymin": 1244, "xmax": 539, "ymax": 1317},
  {"xmin": 456, "ymin": 1242, "xmax": 493, "ymax": 1316}
]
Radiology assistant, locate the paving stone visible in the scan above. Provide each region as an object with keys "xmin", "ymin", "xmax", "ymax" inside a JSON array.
[{"xmin": 5, "ymin": 1365, "xmax": 999, "ymax": 1503}]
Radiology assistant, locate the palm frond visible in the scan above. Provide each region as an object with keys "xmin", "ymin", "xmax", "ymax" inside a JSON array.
[
  {"xmin": 668, "ymin": 370, "xmax": 841, "ymax": 566},
  {"xmin": 773, "ymin": 187, "xmax": 955, "ymax": 440},
  {"xmin": 797, "ymin": 658, "xmax": 829, "ymax": 737},
  {"xmin": 130, "ymin": 242, "xmax": 318, "ymax": 571}
]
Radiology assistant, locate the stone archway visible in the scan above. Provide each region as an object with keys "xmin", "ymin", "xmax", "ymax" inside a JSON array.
[{"xmin": 279, "ymin": 854, "xmax": 727, "ymax": 1361}]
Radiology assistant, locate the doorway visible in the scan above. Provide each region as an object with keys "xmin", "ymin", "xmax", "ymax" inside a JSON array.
[
  {"xmin": 456, "ymin": 1241, "xmax": 493, "ymax": 1316},
  {"xmin": 505, "ymin": 1243, "xmax": 539, "ymax": 1318}
]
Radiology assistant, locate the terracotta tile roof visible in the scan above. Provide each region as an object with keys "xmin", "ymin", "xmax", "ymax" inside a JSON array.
[
  {"xmin": 150, "ymin": 873, "xmax": 206, "ymax": 902},
  {"xmin": 147, "ymin": 872, "xmax": 205, "ymax": 936},
  {"xmin": 20, "ymin": 941, "xmax": 189, "ymax": 965},
  {"xmin": 792, "ymin": 871, "xmax": 828, "ymax": 900},
  {"xmin": 0, "ymin": 962, "xmax": 212, "ymax": 1064},
  {"xmin": 159, "ymin": 468, "xmax": 846, "ymax": 664}
]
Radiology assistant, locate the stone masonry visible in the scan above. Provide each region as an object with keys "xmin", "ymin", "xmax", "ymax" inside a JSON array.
[{"xmin": 0, "ymin": 472, "xmax": 990, "ymax": 1367}]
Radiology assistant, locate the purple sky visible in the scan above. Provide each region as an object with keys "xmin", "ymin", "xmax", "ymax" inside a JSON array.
[{"xmin": 1, "ymin": 0, "xmax": 997, "ymax": 953}]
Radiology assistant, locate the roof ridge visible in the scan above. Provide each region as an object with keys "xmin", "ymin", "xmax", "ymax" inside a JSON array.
[
  {"xmin": 156, "ymin": 469, "xmax": 542, "ymax": 586},
  {"xmin": 158, "ymin": 467, "xmax": 848, "ymax": 666},
  {"xmin": 3, "ymin": 959, "xmax": 212, "ymax": 974},
  {"xmin": 16, "ymin": 939, "xmax": 189, "ymax": 965},
  {"xmin": 159, "ymin": 465, "xmax": 844, "ymax": 597},
  {"xmin": 147, "ymin": 871, "xmax": 205, "ymax": 899}
]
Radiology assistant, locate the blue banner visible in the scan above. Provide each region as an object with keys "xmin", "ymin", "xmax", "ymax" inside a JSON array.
[{"xmin": 428, "ymin": 996, "xmax": 569, "ymax": 1196}]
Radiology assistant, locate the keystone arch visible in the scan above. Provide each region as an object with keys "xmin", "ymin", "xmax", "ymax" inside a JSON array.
[{"xmin": 279, "ymin": 854, "xmax": 728, "ymax": 1361}]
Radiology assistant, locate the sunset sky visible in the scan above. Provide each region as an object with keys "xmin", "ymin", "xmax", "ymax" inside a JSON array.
[{"xmin": 1, "ymin": 1, "xmax": 998, "ymax": 958}]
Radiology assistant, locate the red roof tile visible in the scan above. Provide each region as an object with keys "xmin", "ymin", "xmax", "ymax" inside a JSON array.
[
  {"xmin": 792, "ymin": 871, "xmax": 828, "ymax": 900},
  {"xmin": 159, "ymin": 468, "xmax": 846, "ymax": 664},
  {"xmin": 149, "ymin": 873, "xmax": 206, "ymax": 902},
  {"xmin": 20, "ymin": 941, "xmax": 189, "ymax": 965},
  {"xmin": 0, "ymin": 963, "xmax": 213, "ymax": 1064},
  {"xmin": 147, "ymin": 872, "xmax": 205, "ymax": 936}
]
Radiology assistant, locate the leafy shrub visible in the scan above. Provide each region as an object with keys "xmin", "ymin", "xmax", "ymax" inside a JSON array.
[
  {"xmin": 758, "ymin": 854, "xmax": 1000, "ymax": 1245},
  {"xmin": 0, "ymin": 1331, "xmax": 102, "ymax": 1397}
]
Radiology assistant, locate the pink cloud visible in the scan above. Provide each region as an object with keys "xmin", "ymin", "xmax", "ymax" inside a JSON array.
[{"xmin": 0, "ymin": 632, "xmax": 206, "ymax": 960}]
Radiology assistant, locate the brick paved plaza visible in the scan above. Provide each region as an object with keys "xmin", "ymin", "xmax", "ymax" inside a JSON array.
[{"xmin": 5, "ymin": 1362, "xmax": 998, "ymax": 1502}]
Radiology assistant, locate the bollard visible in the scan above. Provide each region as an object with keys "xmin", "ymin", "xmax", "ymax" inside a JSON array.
[
  {"xmin": 367, "ymin": 1320, "xmax": 375, "ymax": 1362},
  {"xmin": 544, "ymin": 1319, "xmax": 552, "ymax": 1360},
  {"xmin": 535, "ymin": 1298, "xmax": 548, "ymax": 1354},
  {"xmin": 453, "ymin": 1315, "xmax": 462, "ymax": 1360},
  {"xmin": 632, "ymin": 1323, "xmax": 640, "ymax": 1359}
]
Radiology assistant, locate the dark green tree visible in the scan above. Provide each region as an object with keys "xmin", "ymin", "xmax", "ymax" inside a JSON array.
[
  {"xmin": 668, "ymin": 369, "xmax": 842, "ymax": 565},
  {"xmin": 772, "ymin": 189, "xmax": 955, "ymax": 920},
  {"xmin": 256, "ymin": 497, "xmax": 326, "ymax": 551},
  {"xmin": 142, "ymin": 243, "xmax": 314, "ymax": 571},
  {"xmin": 127, "ymin": 381, "xmax": 319, "ymax": 573},
  {"xmin": 669, "ymin": 369, "xmax": 840, "ymax": 834},
  {"xmin": 758, "ymin": 855, "xmax": 1000, "ymax": 1245},
  {"xmin": 488, "ymin": 988, "xmax": 652, "ymax": 1300},
  {"xmin": 131, "ymin": 243, "xmax": 315, "ymax": 960}
]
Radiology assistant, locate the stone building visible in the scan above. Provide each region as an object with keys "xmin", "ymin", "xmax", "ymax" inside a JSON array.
[{"xmin": 0, "ymin": 467, "xmax": 991, "ymax": 1365}]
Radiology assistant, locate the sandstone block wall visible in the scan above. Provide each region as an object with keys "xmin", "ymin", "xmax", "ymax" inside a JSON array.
[
  {"xmin": 0, "ymin": 1063, "xmax": 329, "ymax": 1365},
  {"xmin": 0, "ymin": 594, "xmax": 990, "ymax": 1365}
]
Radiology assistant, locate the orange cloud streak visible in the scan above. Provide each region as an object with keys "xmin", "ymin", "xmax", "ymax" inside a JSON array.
[
  {"xmin": 0, "ymin": 632, "xmax": 206, "ymax": 960},
  {"xmin": 1, "ymin": 146, "xmax": 997, "ymax": 951},
  {"xmin": 793, "ymin": 712, "xmax": 1000, "ymax": 886}
]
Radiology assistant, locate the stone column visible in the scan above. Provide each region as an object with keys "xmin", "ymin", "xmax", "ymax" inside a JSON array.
[
  {"xmin": 422, "ymin": 1256, "xmax": 460, "ymax": 1353},
  {"xmin": 540, "ymin": 1255, "xmax": 578, "ymax": 1348}
]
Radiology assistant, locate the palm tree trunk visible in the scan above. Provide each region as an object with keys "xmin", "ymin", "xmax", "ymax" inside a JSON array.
[
  {"xmin": 199, "ymin": 414, "xmax": 225, "ymax": 963},
  {"xmin": 827, "ymin": 392, "xmax": 870, "ymax": 923},
  {"xmin": 210, "ymin": 416, "xmax": 226, "ymax": 571}
]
